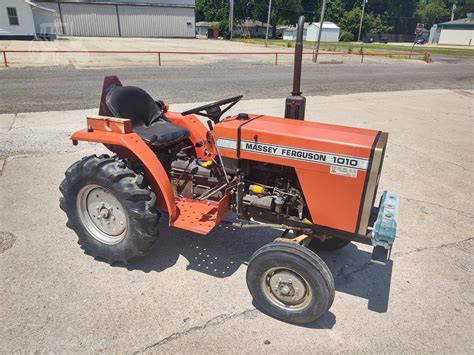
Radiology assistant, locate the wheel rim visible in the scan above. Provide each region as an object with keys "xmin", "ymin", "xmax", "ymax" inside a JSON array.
[
  {"xmin": 261, "ymin": 267, "xmax": 312, "ymax": 311},
  {"xmin": 77, "ymin": 184, "xmax": 128, "ymax": 245}
]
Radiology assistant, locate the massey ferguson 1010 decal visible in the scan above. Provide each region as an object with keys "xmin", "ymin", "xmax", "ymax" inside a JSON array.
[{"xmin": 217, "ymin": 139, "xmax": 369, "ymax": 170}]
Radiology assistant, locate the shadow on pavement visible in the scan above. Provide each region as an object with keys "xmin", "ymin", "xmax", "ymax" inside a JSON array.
[
  {"xmin": 120, "ymin": 219, "xmax": 276, "ymax": 277},
  {"xmin": 325, "ymin": 244, "xmax": 393, "ymax": 313},
  {"xmin": 118, "ymin": 219, "xmax": 393, "ymax": 315},
  {"xmin": 252, "ymin": 298, "xmax": 337, "ymax": 329}
]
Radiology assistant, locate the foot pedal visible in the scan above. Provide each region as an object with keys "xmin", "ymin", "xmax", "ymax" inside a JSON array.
[{"xmin": 371, "ymin": 245, "xmax": 390, "ymax": 265}]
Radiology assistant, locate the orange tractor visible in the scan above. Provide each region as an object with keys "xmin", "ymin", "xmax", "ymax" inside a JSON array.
[{"xmin": 59, "ymin": 17, "xmax": 399, "ymax": 324}]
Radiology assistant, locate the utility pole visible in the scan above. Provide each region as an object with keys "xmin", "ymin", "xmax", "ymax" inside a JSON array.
[
  {"xmin": 451, "ymin": 2, "xmax": 456, "ymax": 21},
  {"xmin": 265, "ymin": 0, "xmax": 272, "ymax": 47},
  {"xmin": 312, "ymin": 0, "xmax": 327, "ymax": 63},
  {"xmin": 229, "ymin": 0, "xmax": 234, "ymax": 39},
  {"xmin": 357, "ymin": 0, "xmax": 367, "ymax": 42}
]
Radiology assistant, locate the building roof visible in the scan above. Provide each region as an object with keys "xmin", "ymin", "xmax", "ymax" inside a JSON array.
[
  {"xmin": 284, "ymin": 21, "xmax": 339, "ymax": 32},
  {"xmin": 236, "ymin": 20, "xmax": 270, "ymax": 28},
  {"xmin": 314, "ymin": 21, "xmax": 339, "ymax": 29},
  {"xmin": 284, "ymin": 22, "xmax": 309, "ymax": 32},
  {"xmin": 196, "ymin": 22, "xmax": 211, "ymax": 27},
  {"xmin": 26, "ymin": 0, "xmax": 56, "ymax": 12},
  {"xmin": 195, "ymin": 21, "xmax": 219, "ymax": 27},
  {"xmin": 36, "ymin": 0, "xmax": 195, "ymax": 6},
  {"xmin": 439, "ymin": 13, "xmax": 474, "ymax": 27}
]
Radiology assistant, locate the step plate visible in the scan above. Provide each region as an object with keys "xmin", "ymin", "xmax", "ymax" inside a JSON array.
[{"xmin": 171, "ymin": 196, "xmax": 230, "ymax": 235}]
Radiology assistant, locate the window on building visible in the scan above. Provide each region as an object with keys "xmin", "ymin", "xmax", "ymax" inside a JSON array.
[{"xmin": 7, "ymin": 7, "xmax": 19, "ymax": 26}]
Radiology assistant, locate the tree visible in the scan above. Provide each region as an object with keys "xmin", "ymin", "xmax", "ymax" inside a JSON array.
[
  {"xmin": 195, "ymin": 0, "xmax": 431, "ymax": 38},
  {"xmin": 366, "ymin": 0, "xmax": 418, "ymax": 34},
  {"xmin": 300, "ymin": 0, "xmax": 348, "ymax": 23},
  {"xmin": 416, "ymin": 0, "xmax": 450, "ymax": 27},
  {"xmin": 339, "ymin": 7, "xmax": 393, "ymax": 41},
  {"xmin": 314, "ymin": 0, "xmax": 346, "ymax": 23},
  {"xmin": 339, "ymin": 8, "xmax": 365, "ymax": 40},
  {"xmin": 251, "ymin": 0, "xmax": 304, "ymax": 37},
  {"xmin": 195, "ymin": 0, "xmax": 230, "ymax": 30},
  {"xmin": 301, "ymin": 0, "xmax": 318, "ymax": 22},
  {"xmin": 453, "ymin": 0, "xmax": 474, "ymax": 19}
]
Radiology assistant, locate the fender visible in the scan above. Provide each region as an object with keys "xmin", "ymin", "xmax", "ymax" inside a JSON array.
[
  {"xmin": 166, "ymin": 111, "xmax": 216, "ymax": 158},
  {"xmin": 71, "ymin": 127, "xmax": 178, "ymax": 223}
]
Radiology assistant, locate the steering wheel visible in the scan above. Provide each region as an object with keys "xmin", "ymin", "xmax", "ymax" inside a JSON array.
[{"xmin": 181, "ymin": 95, "xmax": 243, "ymax": 123}]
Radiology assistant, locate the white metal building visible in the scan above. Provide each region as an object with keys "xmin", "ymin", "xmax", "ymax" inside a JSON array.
[
  {"xmin": 306, "ymin": 21, "xmax": 339, "ymax": 42},
  {"xmin": 283, "ymin": 22, "xmax": 308, "ymax": 41},
  {"xmin": 283, "ymin": 22, "xmax": 340, "ymax": 42},
  {"xmin": 0, "ymin": 0, "xmax": 56, "ymax": 39},
  {"xmin": 35, "ymin": 0, "xmax": 195, "ymax": 38},
  {"xmin": 437, "ymin": 13, "xmax": 474, "ymax": 46}
]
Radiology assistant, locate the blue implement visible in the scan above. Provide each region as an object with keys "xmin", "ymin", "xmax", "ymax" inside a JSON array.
[{"xmin": 372, "ymin": 191, "xmax": 400, "ymax": 250}]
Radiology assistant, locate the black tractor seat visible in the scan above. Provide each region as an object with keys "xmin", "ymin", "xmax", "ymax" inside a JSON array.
[{"xmin": 106, "ymin": 86, "xmax": 189, "ymax": 149}]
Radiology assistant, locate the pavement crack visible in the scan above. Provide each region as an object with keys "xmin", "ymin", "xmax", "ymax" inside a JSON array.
[
  {"xmin": 134, "ymin": 308, "xmax": 258, "ymax": 353},
  {"xmin": 401, "ymin": 196, "xmax": 474, "ymax": 217},
  {"xmin": 452, "ymin": 90, "xmax": 474, "ymax": 98},
  {"xmin": 0, "ymin": 159, "xmax": 5, "ymax": 176},
  {"xmin": 335, "ymin": 262, "xmax": 373, "ymax": 281},
  {"xmin": 391, "ymin": 143, "xmax": 472, "ymax": 172},
  {"xmin": 8, "ymin": 113, "xmax": 17, "ymax": 131},
  {"xmin": 393, "ymin": 236, "xmax": 473, "ymax": 258},
  {"xmin": 335, "ymin": 237, "xmax": 473, "ymax": 277}
]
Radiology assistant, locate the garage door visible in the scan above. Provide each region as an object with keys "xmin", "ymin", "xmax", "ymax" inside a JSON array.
[
  {"xmin": 439, "ymin": 28, "xmax": 474, "ymax": 46},
  {"xmin": 61, "ymin": 3, "xmax": 119, "ymax": 37},
  {"xmin": 118, "ymin": 5, "xmax": 194, "ymax": 38},
  {"xmin": 34, "ymin": 2, "xmax": 64, "ymax": 35}
]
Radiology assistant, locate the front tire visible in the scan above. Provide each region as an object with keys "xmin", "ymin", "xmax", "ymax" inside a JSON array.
[
  {"xmin": 246, "ymin": 242, "xmax": 335, "ymax": 324},
  {"xmin": 59, "ymin": 155, "xmax": 160, "ymax": 263}
]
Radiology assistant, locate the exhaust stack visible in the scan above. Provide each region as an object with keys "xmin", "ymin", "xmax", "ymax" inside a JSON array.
[{"xmin": 285, "ymin": 15, "xmax": 306, "ymax": 120}]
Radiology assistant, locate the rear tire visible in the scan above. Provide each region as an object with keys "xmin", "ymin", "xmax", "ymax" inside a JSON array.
[
  {"xmin": 59, "ymin": 155, "xmax": 160, "ymax": 263},
  {"xmin": 308, "ymin": 236, "xmax": 351, "ymax": 251},
  {"xmin": 246, "ymin": 242, "xmax": 335, "ymax": 324}
]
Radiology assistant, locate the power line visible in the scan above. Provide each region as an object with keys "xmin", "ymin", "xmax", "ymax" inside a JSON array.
[{"xmin": 252, "ymin": 1, "xmax": 316, "ymax": 15}]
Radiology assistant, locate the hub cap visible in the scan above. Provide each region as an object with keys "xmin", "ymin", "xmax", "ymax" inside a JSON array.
[
  {"xmin": 77, "ymin": 184, "xmax": 127, "ymax": 245},
  {"xmin": 261, "ymin": 267, "xmax": 312, "ymax": 311}
]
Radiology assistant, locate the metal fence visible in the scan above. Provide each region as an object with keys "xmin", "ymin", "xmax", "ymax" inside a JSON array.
[{"xmin": 0, "ymin": 49, "xmax": 431, "ymax": 68}]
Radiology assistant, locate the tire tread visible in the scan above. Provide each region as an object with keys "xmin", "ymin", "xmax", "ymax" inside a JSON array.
[
  {"xmin": 247, "ymin": 242, "xmax": 335, "ymax": 324},
  {"xmin": 59, "ymin": 154, "xmax": 160, "ymax": 263}
]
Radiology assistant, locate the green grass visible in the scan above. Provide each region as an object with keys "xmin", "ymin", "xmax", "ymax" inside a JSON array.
[{"xmin": 232, "ymin": 38, "xmax": 474, "ymax": 57}]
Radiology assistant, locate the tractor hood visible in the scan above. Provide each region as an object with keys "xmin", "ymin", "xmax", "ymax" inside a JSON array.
[{"xmin": 214, "ymin": 114, "xmax": 388, "ymax": 235}]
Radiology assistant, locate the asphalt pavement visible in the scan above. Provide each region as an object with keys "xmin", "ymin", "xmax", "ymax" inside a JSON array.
[
  {"xmin": 1, "ymin": 89, "xmax": 473, "ymax": 352},
  {"xmin": 0, "ymin": 40, "xmax": 473, "ymax": 351},
  {"xmin": 0, "ymin": 59, "xmax": 473, "ymax": 114}
]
